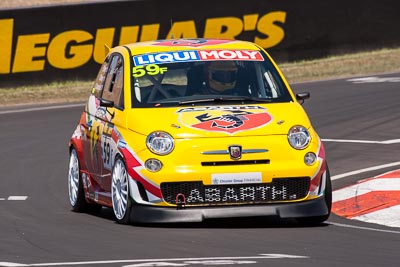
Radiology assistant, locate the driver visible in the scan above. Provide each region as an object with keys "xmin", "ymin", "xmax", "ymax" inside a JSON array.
[{"xmin": 203, "ymin": 61, "xmax": 238, "ymax": 94}]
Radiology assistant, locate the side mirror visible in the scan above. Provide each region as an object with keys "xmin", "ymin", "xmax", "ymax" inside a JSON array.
[
  {"xmin": 296, "ymin": 92, "xmax": 310, "ymax": 104},
  {"xmin": 99, "ymin": 98, "xmax": 115, "ymax": 120},
  {"xmin": 99, "ymin": 98, "xmax": 114, "ymax": 108}
]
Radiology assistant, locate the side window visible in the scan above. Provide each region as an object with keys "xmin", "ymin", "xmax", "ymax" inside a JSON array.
[
  {"xmin": 93, "ymin": 57, "xmax": 110, "ymax": 98},
  {"xmin": 101, "ymin": 55, "xmax": 124, "ymax": 109}
]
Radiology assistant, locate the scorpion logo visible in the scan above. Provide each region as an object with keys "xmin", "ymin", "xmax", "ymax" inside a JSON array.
[
  {"xmin": 195, "ymin": 110, "xmax": 251, "ymax": 130},
  {"xmin": 178, "ymin": 106, "xmax": 273, "ymax": 134}
]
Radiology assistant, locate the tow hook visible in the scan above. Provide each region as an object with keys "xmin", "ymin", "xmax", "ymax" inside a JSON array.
[{"xmin": 175, "ymin": 193, "xmax": 186, "ymax": 209}]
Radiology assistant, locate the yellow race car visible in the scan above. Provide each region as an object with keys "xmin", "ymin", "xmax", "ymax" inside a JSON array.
[{"xmin": 68, "ymin": 38, "xmax": 331, "ymax": 224}]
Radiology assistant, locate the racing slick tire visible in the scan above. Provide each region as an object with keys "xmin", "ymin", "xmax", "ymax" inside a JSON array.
[
  {"xmin": 68, "ymin": 148, "xmax": 101, "ymax": 213},
  {"xmin": 111, "ymin": 157, "xmax": 133, "ymax": 224},
  {"xmin": 296, "ymin": 165, "xmax": 332, "ymax": 225}
]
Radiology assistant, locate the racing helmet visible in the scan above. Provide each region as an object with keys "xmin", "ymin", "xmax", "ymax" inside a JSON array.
[{"xmin": 205, "ymin": 61, "xmax": 238, "ymax": 92}]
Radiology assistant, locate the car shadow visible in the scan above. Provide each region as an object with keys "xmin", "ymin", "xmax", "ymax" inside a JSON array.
[
  {"xmin": 137, "ymin": 217, "xmax": 330, "ymax": 229},
  {"xmin": 85, "ymin": 207, "xmax": 330, "ymax": 229}
]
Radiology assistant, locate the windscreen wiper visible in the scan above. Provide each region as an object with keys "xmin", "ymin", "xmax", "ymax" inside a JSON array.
[{"xmin": 179, "ymin": 96, "xmax": 272, "ymax": 105}]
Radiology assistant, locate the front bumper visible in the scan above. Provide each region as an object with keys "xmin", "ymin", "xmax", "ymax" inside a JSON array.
[{"xmin": 130, "ymin": 196, "xmax": 329, "ymax": 223}]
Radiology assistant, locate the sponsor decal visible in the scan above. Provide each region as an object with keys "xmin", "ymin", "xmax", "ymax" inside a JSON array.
[
  {"xmin": 133, "ymin": 50, "xmax": 263, "ymax": 66},
  {"xmin": 177, "ymin": 106, "xmax": 272, "ymax": 134},
  {"xmin": 117, "ymin": 140, "xmax": 127, "ymax": 149},
  {"xmin": 199, "ymin": 50, "xmax": 263, "ymax": 61},
  {"xmin": 212, "ymin": 172, "xmax": 262, "ymax": 185},
  {"xmin": 0, "ymin": 11, "xmax": 286, "ymax": 75},
  {"xmin": 134, "ymin": 50, "xmax": 198, "ymax": 66},
  {"xmin": 132, "ymin": 64, "xmax": 168, "ymax": 77},
  {"xmin": 185, "ymin": 183, "xmax": 292, "ymax": 203}
]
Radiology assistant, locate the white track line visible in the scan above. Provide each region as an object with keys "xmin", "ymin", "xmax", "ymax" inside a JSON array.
[
  {"xmin": 0, "ymin": 196, "xmax": 28, "ymax": 201},
  {"xmin": 328, "ymin": 222, "xmax": 400, "ymax": 234},
  {"xmin": 322, "ymin": 138, "xmax": 400, "ymax": 144},
  {"xmin": 0, "ymin": 254, "xmax": 308, "ymax": 267},
  {"xmin": 331, "ymin": 161, "xmax": 400, "ymax": 181},
  {"xmin": 7, "ymin": 196, "xmax": 28, "ymax": 201},
  {"xmin": 0, "ymin": 103, "xmax": 84, "ymax": 115}
]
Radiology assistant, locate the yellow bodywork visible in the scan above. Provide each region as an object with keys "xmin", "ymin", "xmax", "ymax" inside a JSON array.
[{"xmin": 97, "ymin": 39, "xmax": 325, "ymax": 207}]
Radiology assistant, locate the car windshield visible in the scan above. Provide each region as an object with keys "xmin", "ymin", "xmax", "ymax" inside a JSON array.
[{"xmin": 130, "ymin": 50, "xmax": 293, "ymax": 107}]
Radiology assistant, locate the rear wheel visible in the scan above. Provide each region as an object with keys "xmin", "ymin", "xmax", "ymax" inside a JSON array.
[
  {"xmin": 68, "ymin": 148, "xmax": 88, "ymax": 212},
  {"xmin": 111, "ymin": 157, "xmax": 132, "ymax": 224},
  {"xmin": 297, "ymin": 165, "xmax": 332, "ymax": 225},
  {"xmin": 68, "ymin": 148, "xmax": 101, "ymax": 213}
]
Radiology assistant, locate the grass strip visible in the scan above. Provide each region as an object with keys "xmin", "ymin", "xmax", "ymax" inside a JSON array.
[{"xmin": 1, "ymin": 47, "xmax": 400, "ymax": 106}]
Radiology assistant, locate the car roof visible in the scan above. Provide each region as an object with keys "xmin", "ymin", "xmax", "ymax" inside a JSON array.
[{"xmin": 120, "ymin": 39, "xmax": 261, "ymax": 55}]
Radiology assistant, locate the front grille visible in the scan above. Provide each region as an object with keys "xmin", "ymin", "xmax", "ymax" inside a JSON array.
[
  {"xmin": 201, "ymin": 159, "xmax": 270, "ymax": 166},
  {"xmin": 160, "ymin": 177, "xmax": 310, "ymax": 206}
]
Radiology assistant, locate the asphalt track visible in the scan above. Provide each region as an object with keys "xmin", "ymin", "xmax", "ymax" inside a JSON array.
[{"xmin": 1, "ymin": 73, "xmax": 400, "ymax": 267}]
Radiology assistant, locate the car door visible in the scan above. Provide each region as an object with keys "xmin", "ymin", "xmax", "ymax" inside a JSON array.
[
  {"xmin": 97, "ymin": 54, "xmax": 124, "ymax": 192},
  {"xmin": 82, "ymin": 54, "xmax": 124, "ymax": 191}
]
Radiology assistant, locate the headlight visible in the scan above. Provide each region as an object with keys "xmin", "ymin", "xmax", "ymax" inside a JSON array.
[
  {"xmin": 288, "ymin": 126, "xmax": 311, "ymax": 149},
  {"xmin": 146, "ymin": 131, "xmax": 174, "ymax": 155}
]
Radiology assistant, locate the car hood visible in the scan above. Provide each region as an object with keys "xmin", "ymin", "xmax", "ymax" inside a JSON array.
[{"xmin": 127, "ymin": 103, "xmax": 312, "ymax": 138}]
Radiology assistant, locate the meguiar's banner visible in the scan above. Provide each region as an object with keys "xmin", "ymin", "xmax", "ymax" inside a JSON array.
[{"xmin": 0, "ymin": 0, "xmax": 399, "ymax": 86}]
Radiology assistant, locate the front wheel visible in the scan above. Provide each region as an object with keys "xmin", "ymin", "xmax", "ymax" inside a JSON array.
[{"xmin": 111, "ymin": 157, "xmax": 132, "ymax": 224}]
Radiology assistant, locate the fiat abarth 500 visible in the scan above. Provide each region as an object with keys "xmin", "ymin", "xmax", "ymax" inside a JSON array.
[{"xmin": 68, "ymin": 38, "xmax": 332, "ymax": 225}]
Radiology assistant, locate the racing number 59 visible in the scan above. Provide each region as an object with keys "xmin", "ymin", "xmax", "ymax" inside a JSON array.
[
  {"xmin": 132, "ymin": 64, "xmax": 167, "ymax": 78},
  {"xmin": 102, "ymin": 138, "xmax": 113, "ymax": 170}
]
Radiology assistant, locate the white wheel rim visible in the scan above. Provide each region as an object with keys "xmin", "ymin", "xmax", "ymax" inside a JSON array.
[
  {"xmin": 112, "ymin": 159, "xmax": 129, "ymax": 220},
  {"xmin": 68, "ymin": 150, "xmax": 79, "ymax": 206}
]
